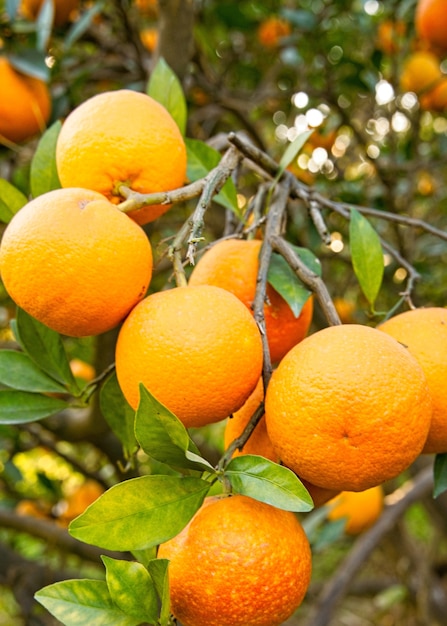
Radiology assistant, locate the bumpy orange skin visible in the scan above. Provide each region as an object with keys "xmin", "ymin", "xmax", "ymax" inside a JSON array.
[
  {"xmin": 415, "ymin": 0, "xmax": 447, "ymax": 52},
  {"xmin": 379, "ymin": 307, "xmax": 447, "ymax": 454},
  {"xmin": 56, "ymin": 90, "xmax": 187, "ymax": 225},
  {"xmin": 158, "ymin": 495, "xmax": 312, "ymax": 626},
  {"xmin": 0, "ymin": 57, "xmax": 51, "ymax": 144},
  {"xmin": 189, "ymin": 239, "xmax": 313, "ymax": 364},
  {"xmin": 327, "ymin": 486, "xmax": 384, "ymax": 535},
  {"xmin": 115, "ymin": 285, "xmax": 263, "ymax": 428},
  {"xmin": 0, "ymin": 188, "xmax": 153, "ymax": 337},
  {"xmin": 20, "ymin": 0, "xmax": 79, "ymax": 26},
  {"xmin": 265, "ymin": 324, "xmax": 432, "ymax": 492}
]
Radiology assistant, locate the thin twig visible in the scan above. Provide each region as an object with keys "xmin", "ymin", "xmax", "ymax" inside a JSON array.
[{"xmin": 217, "ymin": 402, "xmax": 265, "ymax": 471}]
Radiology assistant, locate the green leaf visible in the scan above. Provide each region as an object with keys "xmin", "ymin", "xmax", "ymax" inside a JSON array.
[
  {"xmin": 225, "ymin": 455, "xmax": 314, "ymax": 512},
  {"xmin": 276, "ymin": 129, "xmax": 314, "ymax": 181},
  {"xmin": 14, "ymin": 308, "xmax": 78, "ymax": 391},
  {"xmin": 100, "ymin": 372, "xmax": 137, "ymax": 459},
  {"xmin": 0, "ymin": 350, "xmax": 68, "ymax": 393},
  {"xmin": 102, "ymin": 556, "xmax": 159, "ymax": 623},
  {"xmin": 63, "ymin": 1, "xmax": 105, "ymax": 49},
  {"xmin": 147, "ymin": 559, "xmax": 171, "ymax": 626},
  {"xmin": 35, "ymin": 0, "xmax": 54, "ymax": 52},
  {"xmin": 147, "ymin": 57, "xmax": 187, "ymax": 136},
  {"xmin": 30, "ymin": 121, "xmax": 62, "ymax": 198},
  {"xmin": 0, "ymin": 179, "xmax": 28, "ymax": 223},
  {"xmin": 185, "ymin": 138, "xmax": 239, "ymax": 213},
  {"xmin": 434, "ymin": 453, "xmax": 447, "ymax": 498},
  {"xmin": 8, "ymin": 50, "xmax": 50, "ymax": 81},
  {"xmin": 69, "ymin": 475, "xmax": 210, "ymax": 551},
  {"xmin": 34, "ymin": 579, "xmax": 141, "ymax": 626},
  {"xmin": 135, "ymin": 385, "xmax": 215, "ymax": 473},
  {"xmin": 349, "ymin": 208, "xmax": 384, "ymax": 308},
  {"xmin": 267, "ymin": 246, "xmax": 321, "ymax": 317},
  {"xmin": 0, "ymin": 390, "xmax": 68, "ymax": 424}
]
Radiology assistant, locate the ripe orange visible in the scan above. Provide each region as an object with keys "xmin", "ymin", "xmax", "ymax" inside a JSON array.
[
  {"xmin": 257, "ymin": 16, "xmax": 292, "ymax": 48},
  {"xmin": 376, "ymin": 19, "xmax": 406, "ymax": 54},
  {"xmin": 20, "ymin": 0, "xmax": 79, "ymax": 26},
  {"xmin": 140, "ymin": 27, "xmax": 158, "ymax": 52},
  {"xmin": 115, "ymin": 285, "xmax": 263, "ymax": 428},
  {"xmin": 415, "ymin": 0, "xmax": 447, "ymax": 52},
  {"xmin": 425, "ymin": 77, "xmax": 447, "ymax": 110},
  {"xmin": 265, "ymin": 324, "xmax": 432, "ymax": 492},
  {"xmin": 378, "ymin": 307, "xmax": 447, "ymax": 454},
  {"xmin": 327, "ymin": 485, "xmax": 384, "ymax": 535},
  {"xmin": 58, "ymin": 479, "xmax": 104, "ymax": 524},
  {"xmin": 56, "ymin": 89, "xmax": 187, "ymax": 226},
  {"xmin": 399, "ymin": 51, "xmax": 442, "ymax": 95},
  {"xmin": 0, "ymin": 188, "xmax": 153, "ymax": 337},
  {"xmin": 0, "ymin": 57, "xmax": 51, "ymax": 145},
  {"xmin": 69, "ymin": 358, "xmax": 96, "ymax": 383},
  {"xmin": 157, "ymin": 494, "xmax": 312, "ymax": 626},
  {"xmin": 188, "ymin": 239, "xmax": 313, "ymax": 364}
]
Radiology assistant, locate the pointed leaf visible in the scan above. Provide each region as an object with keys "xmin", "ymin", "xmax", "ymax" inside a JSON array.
[
  {"xmin": 349, "ymin": 208, "xmax": 384, "ymax": 308},
  {"xmin": 36, "ymin": 0, "xmax": 54, "ymax": 51},
  {"xmin": 14, "ymin": 308, "xmax": 78, "ymax": 391},
  {"xmin": 6, "ymin": 0, "xmax": 21, "ymax": 19},
  {"xmin": 147, "ymin": 57, "xmax": 187, "ymax": 136},
  {"xmin": 276, "ymin": 129, "xmax": 314, "ymax": 180},
  {"xmin": 225, "ymin": 455, "xmax": 314, "ymax": 512},
  {"xmin": 63, "ymin": 1, "xmax": 105, "ymax": 49},
  {"xmin": 100, "ymin": 372, "xmax": 137, "ymax": 459},
  {"xmin": 135, "ymin": 385, "xmax": 214, "ymax": 473},
  {"xmin": 0, "ymin": 350, "xmax": 67, "ymax": 393},
  {"xmin": 30, "ymin": 121, "xmax": 62, "ymax": 198},
  {"xmin": 0, "ymin": 179, "xmax": 28, "ymax": 223},
  {"xmin": 434, "ymin": 453, "xmax": 447, "ymax": 498},
  {"xmin": 102, "ymin": 556, "xmax": 159, "ymax": 623},
  {"xmin": 34, "ymin": 579, "xmax": 140, "ymax": 626},
  {"xmin": 147, "ymin": 559, "xmax": 170, "ymax": 625},
  {"xmin": 0, "ymin": 390, "xmax": 68, "ymax": 424},
  {"xmin": 69, "ymin": 475, "xmax": 210, "ymax": 551},
  {"xmin": 8, "ymin": 50, "xmax": 50, "ymax": 81}
]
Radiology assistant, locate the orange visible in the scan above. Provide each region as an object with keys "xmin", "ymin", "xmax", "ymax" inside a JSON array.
[
  {"xmin": 140, "ymin": 27, "xmax": 158, "ymax": 52},
  {"xmin": 333, "ymin": 296, "xmax": 357, "ymax": 323},
  {"xmin": 115, "ymin": 285, "xmax": 263, "ymax": 428},
  {"xmin": 0, "ymin": 188, "xmax": 153, "ymax": 338},
  {"xmin": 257, "ymin": 16, "xmax": 292, "ymax": 48},
  {"xmin": 327, "ymin": 485, "xmax": 384, "ymax": 535},
  {"xmin": 378, "ymin": 307, "xmax": 447, "ymax": 454},
  {"xmin": 415, "ymin": 0, "xmax": 447, "ymax": 52},
  {"xmin": 134, "ymin": 0, "xmax": 158, "ymax": 16},
  {"xmin": 376, "ymin": 19, "xmax": 406, "ymax": 54},
  {"xmin": 264, "ymin": 324, "xmax": 432, "ymax": 492},
  {"xmin": 224, "ymin": 378, "xmax": 339, "ymax": 507},
  {"xmin": 56, "ymin": 89, "xmax": 187, "ymax": 226},
  {"xmin": 58, "ymin": 480, "xmax": 104, "ymax": 524},
  {"xmin": 188, "ymin": 239, "xmax": 313, "ymax": 364},
  {"xmin": 425, "ymin": 77, "xmax": 447, "ymax": 110},
  {"xmin": 400, "ymin": 51, "xmax": 442, "ymax": 95},
  {"xmin": 0, "ymin": 57, "xmax": 51, "ymax": 145},
  {"xmin": 20, "ymin": 0, "xmax": 79, "ymax": 26},
  {"xmin": 69, "ymin": 358, "xmax": 96, "ymax": 383},
  {"xmin": 157, "ymin": 494, "xmax": 312, "ymax": 626}
]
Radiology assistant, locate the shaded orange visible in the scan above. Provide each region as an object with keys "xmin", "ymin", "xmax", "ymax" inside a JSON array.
[
  {"xmin": 0, "ymin": 188, "xmax": 153, "ymax": 337},
  {"xmin": 327, "ymin": 485, "xmax": 384, "ymax": 535},
  {"xmin": 157, "ymin": 494, "xmax": 312, "ymax": 626},
  {"xmin": 56, "ymin": 89, "xmax": 187, "ymax": 226},
  {"xmin": 265, "ymin": 324, "xmax": 432, "ymax": 492},
  {"xmin": 69, "ymin": 358, "xmax": 96, "ymax": 383},
  {"xmin": 426, "ymin": 77, "xmax": 447, "ymax": 110},
  {"xmin": 115, "ymin": 285, "xmax": 263, "ymax": 428},
  {"xmin": 376, "ymin": 19, "xmax": 406, "ymax": 55},
  {"xmin": 0, "ymin": 57, "xmax": 51, "ymax": 144},
  {"xmin": 188, "ymin": 238, "xmax": 313, "ymax": 364},
  {"xmin": 415, "ymin": 0, "xmax": 447, "ymax": 52},
  {"xmin": 58, "ymin": 480, "xmax": 104, "ymax": 524},
  {"xmin": 140, "ymin": 27, "xmax": 158, "ymax": 52},
  {"xmin": 20, "ymin": 0, "xmax": 79, "ymax": 26},
  {"xmin": 379, "ymin": 307, "xmax": 447, "ymax": 454},
  {"xmin": 257, "ymin": 16, "xmax": 292, "ymax": 48},
  {"xmin": 399, "ymin": 51, "xmax": 442, "ymax": 94}
]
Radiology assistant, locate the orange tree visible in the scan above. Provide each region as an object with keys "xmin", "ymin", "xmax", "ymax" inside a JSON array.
[{"xmin": 1, "ymin": 0, "xmax": 447, "ymax": 624}]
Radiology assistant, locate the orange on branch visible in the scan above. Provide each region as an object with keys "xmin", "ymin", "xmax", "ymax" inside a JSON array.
[
  {"xmin": 56, "ymin": 89, "xmax": 187, "ymax": 225},
  {"xmin": 399, "ymin": 51, "xmax": 442, "ymax": 95},
  {"xmin": 327, "ymin": 485, "xmax": 384, "ymax": 535},
  {"xmin": 415, "ymin": 0, "xmax": 447, "ymax": 52},
  {"xmin": 157, "ymin": 495, "xmax": 312, "ymax": 626},
  {"xmin": 257, "ymin": 16, "xmax": 292, "ymax": 48}
]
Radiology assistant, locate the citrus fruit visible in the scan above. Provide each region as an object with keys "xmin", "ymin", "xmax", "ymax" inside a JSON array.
[
  {"xmin": 20, "ymin": 0, "xmax": 79, "ymax": 26},
  {"xmin": 69, "ymin": 358, "xmax": 96, "ymax": 383},
  {"xmin": 257, "ymin": 16, "xmax": 292, "ymax": 48},
  {"xmin": 415, "ymin": 0, "xmax": 447, "ymax": 52},
  {"xmin": 58, "ymin": 480, "xmax": 104, "ymax": 524},
  {"xmin": 0, "ymin": 57, "xmax": 51, "ymax": 144},
  {"xmin": 55, "ymin": 89, "xmax": 187, "ymax": 226},
  {"xmin": 115, "ymin": 285, "xmax": 263, "ymax": 428},
  {"xmin": 188, "ymin": 238, "xmax": 313, "ymax": 364},
  {"xmin": 0, "ymin": 188, "xmax": 153, "ymax": 337},
  {"xmin": 157, "ymin": 494, "xmax": 312, "ymax": 626},
  {"xmin": 378, "ymin": 307, "xmax": 447, "ymax": 454},
  {"xmin": 140, "ymin": 27, "xmax": 158, "ymax": 52},
  {"xmin": 327, "ymin": 485, "xmax": 384, "ymax": 535},
  {"xmin": 376, "ymin": 19, "xmax": 406, "ymax": 54},
  {"xmin": 264, "ymin": 324, "xmax": 432, "ymax": 492},
  {"xmin": 425, "ymin": 77, "xmax": 447, "ymax": 110},
  {"xmin": 400, "ymin": 51, "xmax": 442, "ymax": 95}
]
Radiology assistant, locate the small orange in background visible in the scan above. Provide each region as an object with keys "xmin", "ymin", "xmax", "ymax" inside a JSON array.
[
  {"xmin": 115, "ymin": 285, "xmax": 263, "ymax": 428},
  {"xmin": 257, "ymin": 16, "xmax": 292, "ymax": 48},
  {"xmin": 415, "ymin": 0, "xmax": 447, "ymax": 53},
  {"xmin": 376, "ymin": 19, "xmax": 406, "ymax": 55},
  {"xmin": 0, "ymin": 187, "xmax": 153, "ymax": 337},
  {"xmin": 58, "ymin": 479, "xmax": 104, "ymax": 524},
  {"xmin": 327, "ymin": 485, "xmax": 384, "ymax": 535},
  {"xmin": 157, "ymin": 494, "xmax": 312, "ymax": 626},
  {"xmin": 140, "ymin": 27, "xmax": 158, "ymax": 52},
  {"xmin": 0, "ymin": 57, "xmax": 51, "ymax": 145},
  {"xmin": 69, "ymin": 358, "xmax": 96, "ymax": 383},
  {"xmin": 399, "ymin": 50, "xmax": 442, "ymax": 95},
  {"xmin": 189, "ymin": 238, "xmax": 313, "ymax": 364},
  {"xmin": 378, "ymin": 307, "xmax": 447, "ymax": 454},
  {"xmin": 265, "ymin": 324, "xmax": 432, "ymax": 492},
  {"xmin": 333, "ymin": 296, "xmax": 357, "ymax": 323},
  {"xmin": 56, "ymin": 89, "xmax": 187, "ymax": 226},
  {"xmin": 20, "ymin": 0, "xmax": 79, "ymax": 26}
]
